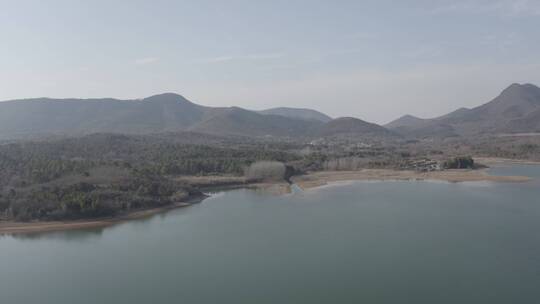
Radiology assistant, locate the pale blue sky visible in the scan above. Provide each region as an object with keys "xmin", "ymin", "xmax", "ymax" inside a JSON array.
[{"xmin": 1, "ymin": 0, "xmax": 539, "ymax": 123}]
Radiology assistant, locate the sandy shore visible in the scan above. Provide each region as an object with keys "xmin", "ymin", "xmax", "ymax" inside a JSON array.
[
  {"xmin": 475, "ymin": 157, "xmax": 540, "ymax": 165},
  {"xmin": 291, "ymin": 169, "xmax": 532, "ymax": 190}
]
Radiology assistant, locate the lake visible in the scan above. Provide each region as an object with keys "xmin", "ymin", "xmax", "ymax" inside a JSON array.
[{"xmin": 1, "ymin": 165, "xmax": 540, "ymax": 304}]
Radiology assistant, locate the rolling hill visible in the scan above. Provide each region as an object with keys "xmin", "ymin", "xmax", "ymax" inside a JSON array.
[
  {"xmin": 0, "ymin": 93, "xmax": 209, "ymax": 138},
  {"xmin": 384, "ymin": 114, "xmax": 427, "ymax": 129},
  {"xmin": 316, "ymin": 117, "xmax": 398, "ymax": 138},
  {"xmin": 189, "ymin": 107, "xmax": 323, "ymax": 137},
  {"xmin": 0, "ymin": 93, "xmax": 329, "ymax": 139},
  {"xmin": 386, "ymin": 83, "xmax": 540, "ymax": 138}
]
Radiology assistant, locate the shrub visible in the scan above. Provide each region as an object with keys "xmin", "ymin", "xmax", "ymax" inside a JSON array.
[
  {"xmin": 245, "ymin": 161, "xmax": 286, "ymax": 182},
  {"xmin": 443, "ymin": 156, "xmax": 474, "ymax": 169}
]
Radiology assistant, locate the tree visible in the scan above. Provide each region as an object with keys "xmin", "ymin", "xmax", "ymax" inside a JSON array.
[
  {"xmin": 443, "ymin": 156, "xmax": 474, "ymax": 169},
  {"xmin": 245, "ymin": 161, "xmax": 286, "ymax": 182}
]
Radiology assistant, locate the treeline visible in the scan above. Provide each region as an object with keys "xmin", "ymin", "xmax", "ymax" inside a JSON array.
[
  {"xmin": 0, "ymin": 134, "xmax": 302, "ymax": 188},
  {"xmin": 0, "ymin": 134, "xmax": 306, "ymax": 221},
  {"xmin": 141, "ymin": 144, "xmax": 298, "ymax": 176},
  {"xmin": 322, "ymin": 157, "xmax": 395, "ymax": 171}
]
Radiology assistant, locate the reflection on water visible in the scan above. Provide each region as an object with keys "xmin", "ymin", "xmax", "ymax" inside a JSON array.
[
  {"xmin": 488, "ymin": 163, "xmax": 540, "ymax": 178},
  {"xmin": 9, "ymin": 227, "xmax": 106, "ymax": 241}
]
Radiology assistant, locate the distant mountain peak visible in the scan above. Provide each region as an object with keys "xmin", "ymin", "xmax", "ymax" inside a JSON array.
[
  {"xmin": 384, "ymin": 114, "xmax": 426, "ymax": 129},
  {"xmin": 507, "ymin": 83, "xmax": 522, "ymax": 88},
  {"xmin": 142, "ymin": 92, "xmax": 193, "ymax": 104},
  {"xmin": 507, "ymin": 82, "xmax": 539, "ymax": 88},
  {"xmin": 333, "ymin": 117, "xmax": 359, "ymax": 122},
  {"xmin": 259, "ymin": 107, "xmax": 332, "ymax": 122},
  {"xmin": 395, "ymin": 114, "xmax": 424, "ymax": 122},
  {"xmin": 522, "ymin": 83, "xmax": 540, "ymax": 90},
  {"xmin": 401, "ymin": 114, "xmax": 420, "ymax": 119},
  {"xmin": 489, "ymin": 83, "xmax": 540, "ymax": 109},
  {"xmin": 316, "ymin": 116, "xmax": 397, "ymax": 138},
  {"xmin": 501, "ymin": 83, "xmax": 540, "ymax": 96}
]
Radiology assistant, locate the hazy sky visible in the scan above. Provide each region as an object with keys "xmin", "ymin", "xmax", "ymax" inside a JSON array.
[{"xmin": 1, "ymin": 0, "xmax": 539, "ymax": 123}]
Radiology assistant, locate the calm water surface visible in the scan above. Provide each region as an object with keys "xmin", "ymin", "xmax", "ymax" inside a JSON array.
[{"xmin": 1, "ymin": 166, "xmax": 540, "ymax": 304}]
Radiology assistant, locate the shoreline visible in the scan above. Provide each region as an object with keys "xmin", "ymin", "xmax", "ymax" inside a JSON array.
[
  {"xmin": 0, "ymin": 195, "xmax": 207, "ymax": 235},
  {"xmin": 291, "ymin": 168, "xmax": 532, "ymax": 190},
  {"xmin": 1, "ymin": 161, "xmax": 534, "ymax": 235},
  {"xmin": 0, "ymin": 181, "xmax": 292, "ymax": 235}
]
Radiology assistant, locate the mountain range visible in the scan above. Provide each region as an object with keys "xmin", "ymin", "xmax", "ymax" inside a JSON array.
[
  {"xmin": 1, "ymin": 83, "xmax": 539, "ymax": 140},
  {"xmin": 0, "ymin": 93, "xmax": 390, "ymax": 140}
]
